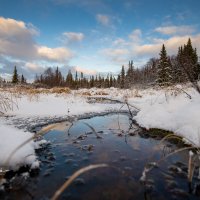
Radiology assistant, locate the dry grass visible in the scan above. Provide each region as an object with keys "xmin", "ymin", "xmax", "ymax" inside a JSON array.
[
  {"xmin": 50, "ymin": 87, "xmax": 71, "ymax": 94},
  {"xmin": 0, "ymin": 86, "xmax": 72, "ymax": 103},
  {"xmin": 94, "ymin": 91, "xmax": 109, "ymax": 95},
  {"xmin": 51, "ymin": 164, "xmax": 109, "ymax": 200},
  {"xmin": 133, "ymin": 89, "xmax": 142, "ymax": 98},
  {"xmin": 78, "ymin": 89, "xmax": 109, "ymax": 97},
  {"xmin": 2, "ymin": 86, "xmax": 71, "ymax": 95},
  {"xmin": 0, "ymin": 89, "xmax": 18, "ymax": 114},
  {"xmin": 81, "ymin": 91, "xmax": 92, "ymax": 96},
  {"xmin": 142, "ymin": 133, "xmax": 200, "ymax": 186}
]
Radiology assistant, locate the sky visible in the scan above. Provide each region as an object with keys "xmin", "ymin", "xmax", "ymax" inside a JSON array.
[{"xmin": 0, "ymin": 0, "xmax": 200, "ymax": 81}]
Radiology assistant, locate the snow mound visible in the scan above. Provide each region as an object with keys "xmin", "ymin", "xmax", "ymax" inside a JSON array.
[
  {"xmin": 0, "ymin": 124, "xmax": 45, "ymax": 171},
  {"xmin": 134, "ymin": 88, "xmax": 200, "ymax": 147}
]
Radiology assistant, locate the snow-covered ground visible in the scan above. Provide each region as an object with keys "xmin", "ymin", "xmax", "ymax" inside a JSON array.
[
  {"xmin": 131, "ymin": 86, "xmax": 200, "ymax": 146},
  {"xmin": 0, "ymin": 124, "xmax": 40, "ymax": 171},
  {"xmin": 0, "ymin": 85, "xmax": 200, "ymax": 170},
  {"xmin": 0, "ymin": 89, "xmax": 123, "ymax": 171}
]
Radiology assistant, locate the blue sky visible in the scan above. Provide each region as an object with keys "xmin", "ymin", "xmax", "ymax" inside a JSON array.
[{"xmin": 0, "ymin": 0, "xmax": 200, "ymax": 80}]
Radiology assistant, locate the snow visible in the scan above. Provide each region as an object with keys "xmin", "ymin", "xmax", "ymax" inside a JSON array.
[
  {"xmin": 0, "ymin": 123, "xmax": 39, "ymax": 171},
  {"xmin": 0, "ymin": 90, "xmax": 122, "ymax": 171},
  {"xmin": 6, "ymin": 92, "xmax": 121, "ymax": 117},
  {"xmin": 132, "ymin": 87, "xmax": 200, "ymax": 147},
  {"xmin": 0, "ymin": 85, "xmax": 200, "ymax": 171}
]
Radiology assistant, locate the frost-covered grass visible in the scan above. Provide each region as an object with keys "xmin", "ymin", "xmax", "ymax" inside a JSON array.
[{"xmin": 0, "ymin": 84, "xmax": 200, "ymax": 170}]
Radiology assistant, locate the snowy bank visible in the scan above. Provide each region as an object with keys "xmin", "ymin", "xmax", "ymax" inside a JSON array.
[
  {"xmin": 0, "ymin": 90, "xmax": 122, "ymax": 170},
  {"xmin": 6, "ymin": 92, "xmax": 122, "ymax": 117},
  {"xmin": 1, "ymin": 86, "xmax": 200, "ymax": 171},
  {"xmin": 0, "ymin": 123, "xmax": 40, "ymax": 171},
  {"xmin": 132, "ymin": 87, "xmax": 200, "ymax": 147}
]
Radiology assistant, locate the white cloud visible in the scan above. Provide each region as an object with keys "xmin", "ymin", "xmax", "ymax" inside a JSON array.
[
  {"xmin": 0, "ymin": 17, "xmax": 74, "ymax": 64},
  {"xmin": 0, "ymin": 17, "xmax": 38, "ymax": 60},
  {"xmin": 96, "ymin": 14, "xmax": 110, "ymax": 26},
  {"xmin": 24, "ymin": 62, "xmax": 44, "ymax": 72},
  {"xmin": 113, "ymin": 38, "xmax": 128, "ymax": 47},
  {"xmin": 62, "ymin": 32, "xmax": 84, "ymax": 43},
  {"xmin": 129, "ymin": 29, "xmax": 142, "ymax": 43},
  {"xmin": 37, "ymin": 46, "xmax": 74, "ymax": 62},
  {"xmin": 155, "ymin": 25, "xmax": 196, "ymax": 35},
  {"xmin": 101, "ymin": 48, "xmax": 129, "ymax": 64},
  {"xmin": 101, "ymin": 27, "xmax": 200, "ymax": 67},
  {"xmin": 133, "ymin": 34, "xmax": 200, "ymax": 58}
]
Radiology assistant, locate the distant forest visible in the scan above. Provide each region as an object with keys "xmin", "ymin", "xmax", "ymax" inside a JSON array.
[{"xmin": 8, "ymin": 38, "xmax": 200, "ymax": 89}]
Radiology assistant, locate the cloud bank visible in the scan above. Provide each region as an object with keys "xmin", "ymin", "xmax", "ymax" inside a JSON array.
[
  {"xmin": 0, "ymin": 17, "xmax": 74, "ymax": 80},
  {"xmin": 0, "ymin": 17, "xmax": 74, "ymax": 63}
]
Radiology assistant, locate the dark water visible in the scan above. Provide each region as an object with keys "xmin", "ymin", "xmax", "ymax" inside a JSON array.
[{"xmin": 1, "ymin": 114, "xmax": 200, "ymax": 200}]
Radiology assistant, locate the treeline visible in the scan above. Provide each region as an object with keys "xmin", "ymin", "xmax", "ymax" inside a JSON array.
[
  {"xmin": 34, "ymin": 67, "xmax": 120, "ymax": 89},
  {"xmin": 34, "ymin": 38, "xmax": 199, "ymax": 89},
  {"xmin": 118, "ymin": 38, "xmax": 200, "ymax": 88},
  {"xmin": 7, "ymin": 38, "xmax": 199, "ymax": 89}
]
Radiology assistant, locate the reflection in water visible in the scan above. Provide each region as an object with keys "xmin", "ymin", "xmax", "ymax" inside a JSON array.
[{"xmin": 1, "ymin": 114, "xmax": 200, "ymax": 200}]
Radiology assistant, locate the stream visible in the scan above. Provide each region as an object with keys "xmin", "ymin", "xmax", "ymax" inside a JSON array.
[{"xmin": 1, "ymin": 113, "xmax": 200, "ymax": 200}]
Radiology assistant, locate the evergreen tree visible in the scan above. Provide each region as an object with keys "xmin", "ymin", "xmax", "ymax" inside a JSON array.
[
  {"xmin": 12, "ymin": 66, "xmax": 19, "ymax": 84},
  {"xmin": 126, "ymin": 60, "xmax": 134, "ymax": 87},
  {"xmin": 105, "ymin": 75, "xmax": 110, "ymax": 88},
  {"xmin": 66, "ymin": 70, "xmax": 74, "ymax": 88},
  {"xmin": 90, "ymin": 76, "xmax": 95, "ymax": 88},
  {"xmin": 54, "ymin": 67, "xmax": 62, "ymax": 86},
  {"xmin": 117, "ymin": 74, "xmax": 121, "ymax": 87},
  {"xmin": 109, "ymin": 74, "xmax": 113, "ymax": 87},
  {"xmin": 120, "ymin": 65, "xmax": 125, "ymax": 88},
  {"xmin": 156, "ymin": 44, "xmax": 172, "ymax": 86},
  {"xmin": 182, "ymin": 38, "xmax": 199, "ymax": 81},
  {"xmin": 175, "ymin": 46, "xmax": 187, "ymax": 82},
  {"xmin": 74, "ymin": 71, "xmax": 78, "ymax": 89},
  {"xmin": 21, "ymin": 74, "xmax": 26, "ymax": 84}
]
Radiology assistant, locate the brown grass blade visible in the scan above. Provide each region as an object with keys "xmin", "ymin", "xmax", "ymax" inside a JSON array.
[{"xmin": 51, "ymin": 164, "xmax": 109, "ymax": 200}]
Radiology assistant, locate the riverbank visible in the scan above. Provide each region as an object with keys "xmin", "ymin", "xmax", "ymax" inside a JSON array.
[{"xmin": 0, "ymin": 84, "xmax": 200, "ymax": 170}]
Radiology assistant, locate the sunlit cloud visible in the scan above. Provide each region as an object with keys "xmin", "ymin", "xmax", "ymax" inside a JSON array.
[
  {"xmin": 129, "ymin": 29, "xmax": 142, "ymax": 43},
  {"xmin": 101, "ymin": 48, "xmax": 129, "ymax": 64},
  {"xmin": 155, "ymin": 25, "xmax": 196, "ymax": 35},
  {"xmin": 0, "ymin": 17, "xmax": 38, "ymax": 60},
  {"xmin": 133, "ymin": 34, "xmax": 200, "ymax": 58},
  {"xmin": 61, "ymin": 32, "xmax": 84, "ymax": 44},
  {"xmin": 0, "ymin": 17, "xmax": 75, "ymax": 80},
  {"xmin": 0, "ymin": 17, "xmax": 74, "ymax": 64},
  {"xmin": 24, "ymin": 62, "xmax": 44, "ymax": 72},
  {"xmin": 37, "ymin": 46, "xmax": 74, "ymax": 62}
]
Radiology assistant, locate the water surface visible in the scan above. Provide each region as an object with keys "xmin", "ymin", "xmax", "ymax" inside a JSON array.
[{"xmin": 1, "ymin": 114, "xmax": 200, "ymax": 200}]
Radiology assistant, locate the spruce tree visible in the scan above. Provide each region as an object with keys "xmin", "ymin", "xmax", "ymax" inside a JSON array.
[
  {"xmin": 183, "ymin": 38, "xmax": 199, "ymax": 81},
  {"xmin": 126, "ymin": 60, "xmax": 134, "ymax": 87},
  {"xmin": 109, "ymin": 74, "xmax": 113, "ymax": 87},
  {"xmin": 21, "ymin": 74, "xmax": 26, "ymax": 84},
  {"xmin": 175, "ymin": 46, "xmax": 187, "ymax": 83},
  {"xmin": 120, "ymin": 65, "xmax": 125, "ymax": 88},
  {"xmin": 74, "ymin": 71, "xmax": 78, "ymax": 89},
  {"xmin": 66, "ymin": 70, "xmax": 73, "ymax": 88},
  {"xmin": 12, "ymin": 66, "xmax": 19, "ymax": 84},
  {"xmin": 156, "ymin": 44, "xmax": 172, "ymax": 86}
]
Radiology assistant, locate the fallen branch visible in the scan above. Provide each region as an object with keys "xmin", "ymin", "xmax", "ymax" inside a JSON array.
[{"xmin": 83, "ymin": 122, "xmax": 102, "ymax": 139}]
